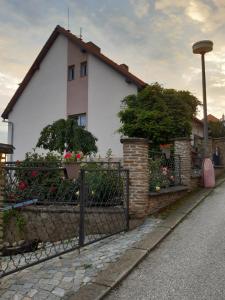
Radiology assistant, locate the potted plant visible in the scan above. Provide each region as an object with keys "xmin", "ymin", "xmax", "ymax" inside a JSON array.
[{"xmin": 63, "ymin": 151, "xmax": 84, "ymax": 179}]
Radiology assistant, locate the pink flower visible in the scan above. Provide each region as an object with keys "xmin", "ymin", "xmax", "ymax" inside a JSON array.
[
  {"xmin": 64, "ymin": 152, "xmax": 72, "ymax": 159},
  {"xmin": 18, "ymin": 181, "xmax": 27, "ymax": 190},
  {"xmin": 31, "ymin": 170, "xmax": 38, "ymax": 177},
  {"xmin": 162, "ymin": 167, "xmax": 168, "ymax": 175},
  {"xmin": 76, "ymin": 153, "xmax": 81, "ymax": 159}
]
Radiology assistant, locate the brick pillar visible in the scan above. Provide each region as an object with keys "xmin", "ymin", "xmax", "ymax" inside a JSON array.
[
  {"xmin": 174, "ymin": 138, "xmax": 192, "ymax": 188},
  {"xmin": 121, "ymin": 138, "xmax": 149, "ymax": 219}
]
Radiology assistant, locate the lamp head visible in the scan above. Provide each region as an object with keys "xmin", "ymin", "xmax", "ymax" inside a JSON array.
[{"xmin": 192, "ymin": 40, "xmax": 213, "ymax": 54}]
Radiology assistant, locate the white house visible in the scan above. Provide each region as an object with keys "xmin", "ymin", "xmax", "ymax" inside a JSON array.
[{"xmin": 2, "ymin": 25, "xmax": 146, "ymax": 160}]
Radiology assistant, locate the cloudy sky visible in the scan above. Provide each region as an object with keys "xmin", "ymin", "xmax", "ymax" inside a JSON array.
[{"xmin": 1, "ymin": 0, "xmax": 225, "ymax": 142}]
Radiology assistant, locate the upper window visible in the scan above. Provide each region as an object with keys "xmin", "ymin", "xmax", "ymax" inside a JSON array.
[
  {"xmin": 70, "ymin": 114, "xmax": 87, "ymax": 128},
  {"xmin": 68, "ymin": 65, "xmax": 75, "ymax": 81},
  {"xmin": 80, "ymin": 61, "xmax": 87, "ymax": 77}
]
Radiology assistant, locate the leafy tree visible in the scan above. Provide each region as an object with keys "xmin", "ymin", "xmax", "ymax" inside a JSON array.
[
  {"xmin": 208, "ymin": 121, "xmax": 225, "ymax": 138},
  {"xmin": 36, "ymin": 118, "xmax": 97, "ymax": 154},
  {"xmin": 118, "ymin": 83, "xmax": 201, "ymax": 145}
]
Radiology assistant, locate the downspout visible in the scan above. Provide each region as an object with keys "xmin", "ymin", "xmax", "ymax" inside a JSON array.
[{"xmin": 2, "ymin": 119, "xmax": 14, "ymax": 161}]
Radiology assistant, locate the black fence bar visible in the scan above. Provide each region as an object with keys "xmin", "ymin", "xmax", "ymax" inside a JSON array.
[{"xmin": 79, "ymin": 169, "xmax": 85, "ymax": 247}]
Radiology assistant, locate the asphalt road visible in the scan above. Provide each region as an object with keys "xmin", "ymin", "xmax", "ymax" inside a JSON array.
[{"xmin": 106, "ymin": 182, "xmax": 225, "ymax": 300}]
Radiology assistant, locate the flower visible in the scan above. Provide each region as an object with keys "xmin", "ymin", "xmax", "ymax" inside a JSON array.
[
  {"xmin": 162, "ymin": 167, "xmax": 168, "ymax": 175},
  {"xmin": 155, "ymin": 186, "xmax": 161, "ymax": 192},
  {"xmin": 63, "ymin": 151, "xmax": 84, "ymax": 162},
  {"xmin": 76, "ymin": 153, "xmax": 81, "ymax": 159},
  {"xmin": 31, "ymin": 170, "xmax": 38, "ymax": 177},
  {"xmin": 18, "ymin": 181, "xmax": 27, "ymax": 190},
  {"xmin": 64, "ymin": 152, "xmax": 72, "ymax": 159}
]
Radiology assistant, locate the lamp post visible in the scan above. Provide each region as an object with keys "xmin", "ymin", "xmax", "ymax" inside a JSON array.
[{"xmin": 192, "ymin": 40, "xmax": 213, "ymax": 157}]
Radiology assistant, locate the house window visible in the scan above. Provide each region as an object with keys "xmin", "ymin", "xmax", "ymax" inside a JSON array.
[
  {"xmin": 68, "ymin": 65, "xmax": 75, "ymax": 81},
  {"xmin": 80, "ymin": 61, "xmax": 87, "ymax": 77},
  {"xmin": 70, "ymin": 114, "xmax": 87, "ymax": 128}
]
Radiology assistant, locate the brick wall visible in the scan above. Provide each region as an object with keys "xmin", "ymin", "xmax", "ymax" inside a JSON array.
[
  {"xmin": 148, "ymin": 188, "xmax": 188, "ymax": 214},
  {"xmin": 174, "ymin": 138, "xmax": 192, "ymax": 189},
  {"xmin": 121, "ymin": 138, "xmax": 149, "ymax": 219}
]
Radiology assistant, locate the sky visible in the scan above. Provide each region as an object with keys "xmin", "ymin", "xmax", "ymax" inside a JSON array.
[{"xmin": 1, "ymin": 0, "xmax": 225, "ymax": 142}]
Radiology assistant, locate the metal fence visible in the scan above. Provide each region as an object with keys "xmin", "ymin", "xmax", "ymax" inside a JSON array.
[
  {"xmin": 0, "ymin": 162, "xmax": 129, "ymax": 278},
  {"xmin": 149, "ymin": 151, "xmax": 181, "ymax": 192}
]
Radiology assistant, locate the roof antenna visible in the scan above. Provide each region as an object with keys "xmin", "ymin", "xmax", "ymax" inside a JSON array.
[
  {"xmin": 79, "ymin": 27, "xmax": 83, "ymax": 39},
  {"xmin": 67, "ymin": 7, "xmax": 70, "ymax": 31}
]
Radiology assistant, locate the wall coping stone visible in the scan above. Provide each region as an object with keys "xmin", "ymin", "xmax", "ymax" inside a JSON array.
[
  {"xmin": 214, "ymin": 165, "xmax": 225, "ymax": 169},
  {"xmin": 173, "ymin": 137, "xmax": 191, "ymax": 141},
  {"xmin": 149, "ymin": 185, "xmax": 188, "ymax": 196},
  {"xmin": 120, "ymin": 137, "xmax": 149, "ymax": 144}
]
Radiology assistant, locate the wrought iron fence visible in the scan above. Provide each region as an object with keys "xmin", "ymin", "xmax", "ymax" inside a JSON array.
[
  {"xmin": 149, "ymin": 151, "xmax": 181, "ymax": 192},
  {"xmin": 0, "ymin": 162, "xmax": 129, "ymax": 278},
  {"xmin": 191, "ymin": 149, "xmax": 203, "ymax": 177}
]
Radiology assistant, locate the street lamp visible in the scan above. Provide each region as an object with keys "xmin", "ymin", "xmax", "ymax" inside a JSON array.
[{"xmin": 192, "ymin": 40, "xmax": 213, "ymax": 157}]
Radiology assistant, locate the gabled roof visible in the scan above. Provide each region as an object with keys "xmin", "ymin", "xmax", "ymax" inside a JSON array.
[
  {"xmin": 206, "ymin": 114, "xmax": 219, "ymax": 122},
  {"xmin": 2, "ymin": 25, "xmax": 147, "ymax": 119}
]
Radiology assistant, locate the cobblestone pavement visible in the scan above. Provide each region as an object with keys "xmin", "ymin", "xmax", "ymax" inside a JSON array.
[{"xmin": 1, "ymin": 217, "xmax": 161, "ymax": 299}]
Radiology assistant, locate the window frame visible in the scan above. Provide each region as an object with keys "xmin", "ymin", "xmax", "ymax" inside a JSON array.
[
  {"xmin": 68, "ymin": 65, "xmax": 75, "ymax": 81},
  {"xmin": 80, "ymin": 61, "xmax": 87, "ymax": 77}
]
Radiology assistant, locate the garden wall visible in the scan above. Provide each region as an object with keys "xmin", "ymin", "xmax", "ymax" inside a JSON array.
[
  {"xmin": 3, "ymin": 205, "xmax": 125, "ymax": 244},
  {"xmin": 147, "ymin": 186, "xmax": 188, "ymax": 214}
]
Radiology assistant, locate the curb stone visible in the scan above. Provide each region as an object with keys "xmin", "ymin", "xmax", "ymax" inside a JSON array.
[{"xmin": 67, "ymin": 177, "xmax": 225, "ymax": 300}]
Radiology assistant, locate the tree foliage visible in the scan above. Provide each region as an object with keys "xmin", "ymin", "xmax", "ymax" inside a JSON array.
[
  {"xmin": 208, "ymin": 121, "xmax": 225, "ymax": 138},
  {"xmin": 118, "ymin": 83, "xmax": 201, "ymax": 145},
  {"xmin": 36, "ymin": 118, "xmax": 97, "ymax": 154}
]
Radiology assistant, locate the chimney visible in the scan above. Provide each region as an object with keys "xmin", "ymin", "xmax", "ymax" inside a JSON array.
[
  {"xmin": 86, "ymin": 42, "xmax": 101, "ymax": 53},
  {"xmin": 120, "ymin": 64, "xmax": 129, "ymax": 71}
]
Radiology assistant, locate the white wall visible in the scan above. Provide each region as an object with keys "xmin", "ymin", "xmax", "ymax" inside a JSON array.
[
  {"xmin": 88, "ymin": 55, "xmax": 137, "ymax": 157},
  {"xmin": 8, "ymin": 35, "xmax": 68, "ymax": 160}
]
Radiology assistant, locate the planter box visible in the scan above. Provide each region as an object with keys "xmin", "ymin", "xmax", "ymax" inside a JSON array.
[{"xmin": 64, "ymin": 163, "xmax": 80, "ymax": 179}]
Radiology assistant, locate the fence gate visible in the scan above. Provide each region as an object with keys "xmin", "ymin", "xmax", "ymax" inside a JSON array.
[{"xmin": 0, "ymin": 163, "xmax": 129, "ymax": 278}]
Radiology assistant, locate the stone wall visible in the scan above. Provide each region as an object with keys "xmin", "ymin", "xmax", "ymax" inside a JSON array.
[
  {"xmin": 147, "ymin": 187, "xmax": 188, "ymax": 215},
  {"xmin": 3, "ymin": 205, "xmax": 125, "ymax": 244}
]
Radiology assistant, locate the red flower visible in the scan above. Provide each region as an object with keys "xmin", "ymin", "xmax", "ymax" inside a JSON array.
[
  {"xmin": 49, "ymin": 186, "xmax": 57, "ymax": 193},
  {"xmin": 64, "ymin": 152, "xmax": 72, "ymax": 159},
  {"xmin": 18, "ymin": 181, "xmax": 27, "ymax": 190},
  {"xmin": 31, "ymin": 170, "xmax": 38, "ymax": 177},
  {"xmin": 76, "ymin": 153, "xmax": 81, "ymax": 159}
]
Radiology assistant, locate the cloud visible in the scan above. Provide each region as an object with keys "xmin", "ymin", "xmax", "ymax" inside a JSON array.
[
  {"xmin": 129, "ymin": 0, "xmax": 150, "ymax": 17},
  {"xmin": 185, "ymin": 0, "xmax": 211, "ymax": 23}
]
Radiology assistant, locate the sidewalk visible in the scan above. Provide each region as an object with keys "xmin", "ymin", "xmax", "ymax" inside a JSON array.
[{"xmin": 1, "ymin": 177, "xmax": 224, "ymax": 300}]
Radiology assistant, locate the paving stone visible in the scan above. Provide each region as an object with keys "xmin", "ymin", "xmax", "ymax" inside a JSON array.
[
  {"xmin": 1, "ymin": 290, "xmax": 16, "ymax": 299},
  {"xmin": 52, "ymin": 287, "xmax": 65, "ymax": 297},
  {"xmin": 13, "ymin": 294, "xmax": 23, "ymax": 300},
  {"xmin": 33, "ymin": 290, "xmax": 51, "ymax": 300},
  {"xmin": 62, "ymin": 277, "xmax": 74, "ymax": 282},
  {"xmin": 27, "ymin": 289, "xmax": 38, "ymax": 297}
]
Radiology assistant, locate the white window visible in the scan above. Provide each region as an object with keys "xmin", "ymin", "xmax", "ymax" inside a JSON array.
[
  {"xmin": 68, "ymin": 65, "xmax": 75, "ymax": 81},
  {"xmin": 80, "ymin": 61, "xmax": 87, "ymax": 77},
  {"xmin": 70, "ymin": 114, "xmax": 87, "ymax": 128}
]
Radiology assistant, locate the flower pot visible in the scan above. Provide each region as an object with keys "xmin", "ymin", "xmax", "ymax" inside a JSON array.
[{"xmin": 64, "ymin": 163, "xmax": 80, "ymax": 180}]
